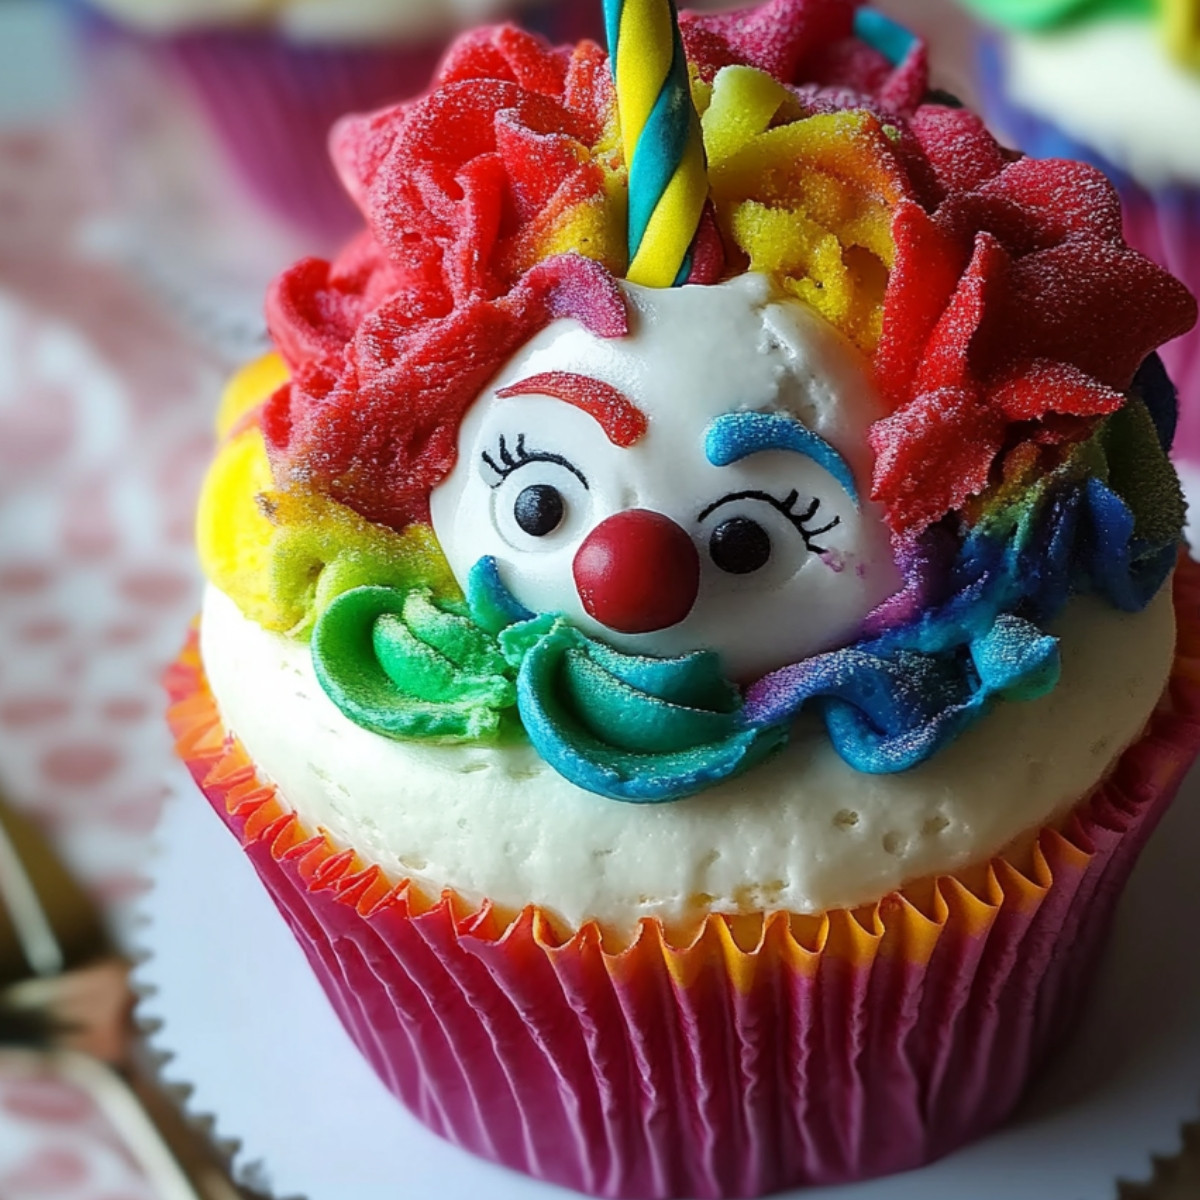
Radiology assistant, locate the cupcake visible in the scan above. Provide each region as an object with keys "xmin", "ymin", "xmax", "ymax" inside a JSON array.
[
  {"xmin": 167, "ymin": 0, "xmax": 1200, "ymax": 1195},
  {"xmin": 74, "ymin": 0, "xmax": 603, "ymax": 240},
  {"xmin": 964, "ymin": 0, "xmax": 1200, "ymax": 463}
]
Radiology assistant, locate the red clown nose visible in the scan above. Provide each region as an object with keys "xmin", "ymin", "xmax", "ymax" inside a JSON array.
[{"xmin": 573, "ymin": 510, "xmax": 700, "ymax": 634}]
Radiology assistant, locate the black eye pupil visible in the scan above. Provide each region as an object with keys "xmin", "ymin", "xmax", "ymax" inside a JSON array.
[
  {"xmin": 514, "ymin": 484, "xmax": 565, "ymax": 537},
  {"xmin": 709, "ymin": 517, "xmax": 771, "ymax": 575}
]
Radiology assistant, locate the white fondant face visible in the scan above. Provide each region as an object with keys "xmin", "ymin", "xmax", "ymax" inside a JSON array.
[{"xmin": 429, "ymin": 274, "xmax": 903, "ymax": 681}]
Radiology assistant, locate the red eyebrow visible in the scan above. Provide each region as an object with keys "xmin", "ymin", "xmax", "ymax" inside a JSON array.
[{"xmin": 494, "ymin": 372, "xmax": 648, "ymax": 447}]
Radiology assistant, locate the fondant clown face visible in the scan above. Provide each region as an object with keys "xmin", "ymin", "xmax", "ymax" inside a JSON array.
[{"xmin": 430, "ymin": 274, "xmax": 902, "ymax": 681}]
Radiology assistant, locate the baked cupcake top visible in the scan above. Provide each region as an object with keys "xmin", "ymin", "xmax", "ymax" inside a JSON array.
[
  {"xmin": 964, "ymin": 0, "xmax": 1200, "ymax": 186},
  {"xmin": 86, "ymin": 0, "xmax": 553, "ymax": 42},
  {"xmin": 199, "ymin": 0, "xmax": 1196, "ymax": 809}
]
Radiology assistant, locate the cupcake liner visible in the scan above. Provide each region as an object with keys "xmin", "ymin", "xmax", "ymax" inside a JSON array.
[
  {"xmin": 166, "ymin": 560, "xmax": 1200, "ymax": 1199},
  {"xmin": 977, "ymin": 36, "xmax": 1200, "ymax": 463},
  {"xmin": 1113, "ymin": 193, "xmax": 1200, "ymax": 459},
  {"xmin": 78, "ymin": 1, "xmax": 604, "ymax": 243},
  {"xmin": 164, "ymin": 32, "xmax": 453, "ymax": 241},
  {"xmin": 520, "ymin": 1, "xmax": 608, "ymax": 45}
]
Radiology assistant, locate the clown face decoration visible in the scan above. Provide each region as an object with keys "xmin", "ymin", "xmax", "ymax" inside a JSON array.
[
  {"xmin": 430, "ymin": 274, "xmax": 903, "ymax": 682},
  {"xmin": 220, "ymin": 8, "xmax": 1187, "ymax": 803}
]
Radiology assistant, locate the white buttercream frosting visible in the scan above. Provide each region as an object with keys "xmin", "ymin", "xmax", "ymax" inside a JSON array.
[
  {"xmin": 89, "ymin": 0, "xmax": 543, "ymax": 43},
  {"xmin": 430, "ymin": 276, "xmax": 902, "ymax": 682},
  {"xmin": 200, "ymin": 580, "xmax": 1175, "ymax": 939},
  {"xmin": 1002, "ymin": 19, "xmax": 1200, "ymax": 188}
]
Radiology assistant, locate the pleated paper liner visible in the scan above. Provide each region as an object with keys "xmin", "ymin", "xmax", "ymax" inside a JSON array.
[
  {"xmin": 166, "ymin": 559, "xmax": 1200, "ymax": 1200},
  {"xmin": 164, "ymin": 31, "xmax": 445, "ymax": 242},
  {"xmin": 77, "ymin": 1, "xmax": 605, "ymax": 244}
]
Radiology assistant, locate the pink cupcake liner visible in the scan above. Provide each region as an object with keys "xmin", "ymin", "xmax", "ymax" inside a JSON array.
[
  {"xmin": 167, "ymin": 561, "xmax": 1200, "ymax": 1198},
  {"xmin": 81, "ymin": 2, "xmax": 604, "ymax": 243},
  {"xmin": 1121, "ymin": 193, "xmax": 1200, "ymax": 461},
  {"xmin": 165, "ymin": 31, "xmax": 462, "ymax": 242}
]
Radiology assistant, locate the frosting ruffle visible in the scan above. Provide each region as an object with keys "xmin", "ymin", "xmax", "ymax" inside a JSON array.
[
  {"xmin": 745, "ymin": 617, "xmax": 1060, "ymax": 773},
  {"xmin": 311, "ymin": 558, "xmax": 786, "ymax": 801}
]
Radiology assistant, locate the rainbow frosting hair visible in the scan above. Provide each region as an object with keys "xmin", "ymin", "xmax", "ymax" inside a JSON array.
[{"xmin": 199, "ymin": 0, "xmax": 1197, "ymax": 798}]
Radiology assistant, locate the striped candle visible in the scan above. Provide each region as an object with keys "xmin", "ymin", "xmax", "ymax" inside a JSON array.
[{"xmin": 604, "ymin": 0, "xmax": 709, "ymax": 287}]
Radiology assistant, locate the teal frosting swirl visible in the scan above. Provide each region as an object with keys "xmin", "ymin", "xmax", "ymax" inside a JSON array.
[
  {"xmin": 310, "ymin": 558, "xmax": 786, "ymax": 802},
  {"xmin": 500, "ymin": 615, "xmax": 786, "ymax": 801}
]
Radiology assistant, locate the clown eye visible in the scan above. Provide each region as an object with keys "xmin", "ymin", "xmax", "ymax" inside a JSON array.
[
  {"xmin": 709, "ymin": 517, "xmax": 771, "ymax": 575},
  {"xmin": 482, "ymin": 432, "xmax": 591, "ymax": 555},
  {"xmin": 514, "ymin": 484, "xmax": 565, "ymax": 537},
  {"xmin": 699, "ymin": 490, "xmax": 840, "ymax": 579}
]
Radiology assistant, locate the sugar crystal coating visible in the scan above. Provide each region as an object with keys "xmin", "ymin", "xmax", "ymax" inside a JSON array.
[{"xmin": 196, "ymin": 0, "xmax": 1196, "ymax": 797}]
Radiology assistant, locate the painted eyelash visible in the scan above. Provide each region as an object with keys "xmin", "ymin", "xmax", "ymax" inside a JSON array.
[
  {"xmin": 480, "ymin": 432, "xmax": 522, "ymax": 480},
  {"xmin": 698, "ymin": 489, "xmax": 841, "ymax": 553},
  {"xmin": 787, "ymin": 491, "xmax": 841, "ymax": 553},
  {"xmin": 480, "ymin": 433, "xmax": 589, "ymax": 489}
]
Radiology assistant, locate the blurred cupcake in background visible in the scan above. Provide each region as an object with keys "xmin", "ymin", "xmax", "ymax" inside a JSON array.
[
  {"xmin": 967, "ymin": 0, "xmax": 1200, "ymax": 462},
  {"xmin": 72, "ymin": 0, "xmax": 603, "ymax": 242}
]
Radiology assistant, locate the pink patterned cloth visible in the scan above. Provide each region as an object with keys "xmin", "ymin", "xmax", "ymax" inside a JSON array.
[
  {"xmin": 0, "ymin": 109, "xmax": 240, "ymax": 1197},
  {"xmin": 0, "ymin": 1063, "xmax": 156, "ymax": 1200},
  {"xmin": 0, "ymin": 120, "xmax": 214, "ymax": 929},
  {"xmin": 1121, "ymin": 193, "xmax": 1200, "ymax": 463}
]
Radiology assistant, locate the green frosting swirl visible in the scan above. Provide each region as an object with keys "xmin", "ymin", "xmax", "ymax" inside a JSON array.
[
  {"xmin": 310, "ymin": 578, "xmax": 786, "ymax": 801},
  {"xmin": 312, "ymin": 586, "xmax": 515, "ymax": 742},
  {"xmin": 962, "ymin": 0, "xmax": 1151, "ymax": 32}
]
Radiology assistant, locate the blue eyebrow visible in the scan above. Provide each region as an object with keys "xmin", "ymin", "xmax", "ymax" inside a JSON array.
[{"xmin": 704, "ymin": 411, "xmax": 859, "ymax": 505}]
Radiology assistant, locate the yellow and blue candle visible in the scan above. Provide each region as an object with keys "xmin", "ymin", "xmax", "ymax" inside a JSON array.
[
  {"xmin": 604, "ymin": 0, "xmax": 709, "ymax": 287},
  {"xmin": 852, "ymin": 7, "xmax": 919, "ymax": 64}
]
